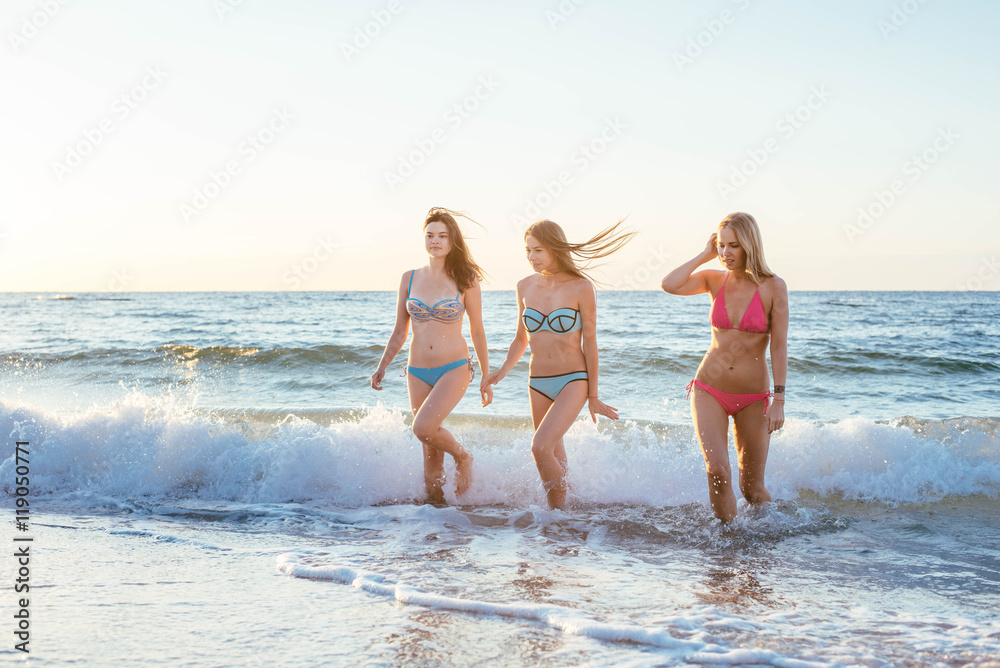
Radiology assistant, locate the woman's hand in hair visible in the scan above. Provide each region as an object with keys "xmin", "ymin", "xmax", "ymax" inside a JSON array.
[{"xmin": 701, "ymin": 233, "xmax": 719, "ymax": 263}]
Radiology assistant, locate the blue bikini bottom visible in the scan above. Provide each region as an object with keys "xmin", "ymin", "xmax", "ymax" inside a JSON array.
[
  {"xmin": 407, "ymin": 358, "xmax": 473, "ymax": 387},
  {"xmin": 528, "ymin": 370, "xmax": 588, "ymax": 401}
]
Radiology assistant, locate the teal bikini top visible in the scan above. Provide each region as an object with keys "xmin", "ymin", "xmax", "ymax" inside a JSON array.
[{"xmin": 522, "ymin": 307, "xmax": 582, "ymax": 334}]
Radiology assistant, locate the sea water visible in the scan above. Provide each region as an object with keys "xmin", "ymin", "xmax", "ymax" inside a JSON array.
[{"xmin": 1, "ymin": 291, "xmax": 998, "ymax": 666}]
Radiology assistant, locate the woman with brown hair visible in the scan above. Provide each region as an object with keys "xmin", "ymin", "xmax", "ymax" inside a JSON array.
[
  {"xmin": 483, "ymin": 219, "xmax": 632, "ymax": 509},
  {"xmin": 661, "ymin": 212, "xmax": 788, "ymax": 522},
  {"xmin": 371, "ymin": 208, "xmax": 490, "ymax": 503}
]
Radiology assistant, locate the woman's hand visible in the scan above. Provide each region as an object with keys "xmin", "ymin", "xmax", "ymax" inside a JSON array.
[
  {"xmin": 370, "ymin": 367, "xmax": 386, "ymax": 391},
  {"xmin": 482, "ymin": 369, "xmax": 505, "ymax": 390},
  {"xmin": 767, "ymin": 401, "xmax": 784, "ymax": 434},
  {"xmin": 701, "ymin": 232, "xmax": 719, "ymax": 263},
  {"xmin": 479, "ymin": 370, "xmax": 503, "ymax": 406},
  {"xmin": 588, "ymin": 397, "xmax": 619, "ymax": 423},
  {"xmin": 480, "ymin": 379, "xmax": 494, "ymax": 407}
]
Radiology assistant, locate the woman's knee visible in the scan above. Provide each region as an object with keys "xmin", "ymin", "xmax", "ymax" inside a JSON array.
[
  {"xmin": 412, "ymin": 419, "xmax": 438, "ymax": 443},
  {"xmin": 705, "ymin": 463, "xmax": 732, "ymax": 489},
  {"xmin": 530, "ymin": 435, "xmax": 552, "ymax": 461}
]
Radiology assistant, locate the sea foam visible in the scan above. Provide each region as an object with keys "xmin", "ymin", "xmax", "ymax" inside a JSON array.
[
  {"xmin": 275, "ymin": 553, "xmax": 829, "ymax": 666},
  {"xmin": 2, "ymin": 395, "xmax": 997, "ymax": 508}
]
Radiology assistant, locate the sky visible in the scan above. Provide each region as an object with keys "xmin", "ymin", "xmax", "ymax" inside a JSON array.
[{"xmin": 1, "ymin": 0, "xmax": 998, "ymax": 292}]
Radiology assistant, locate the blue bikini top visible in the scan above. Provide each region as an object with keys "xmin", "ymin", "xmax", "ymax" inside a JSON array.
[
  {"xmin": 405, "ymin": 271, "xmax": 464, "ymax": 324},
  {"xmin": 522, "ymin": 307, "xmax": 581, "ymax": 334}
]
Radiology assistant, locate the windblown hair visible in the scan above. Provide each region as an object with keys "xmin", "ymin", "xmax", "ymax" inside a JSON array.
[
  {"xmin": 717, "ymin": 212, "xmax": 774, "ymax": 284},
  {"xmin": 424, "ymin": 207, "xmax": 486, "ymax": 293},
  {"xmin": 524, "ymin": 219, "xmax": 635, "ymax": 282}
]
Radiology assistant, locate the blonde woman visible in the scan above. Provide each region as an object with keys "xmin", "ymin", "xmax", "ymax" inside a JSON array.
[
  {"xmin": 483, "ymin": 220, "xmax": 632, "ymax": 509},
  {"xmin": 371, "ymin": 208, "xmax": 490, "ymax": 503},
  {"xmin": 661, "ymin": 212, "xmax": 788, "ymax": 522}
]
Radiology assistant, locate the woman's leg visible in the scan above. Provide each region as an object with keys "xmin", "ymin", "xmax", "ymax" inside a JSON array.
[
  {"xmin": 732, "ymin": 402, "xmax": 772, "ymax": 507},
  {"xmin": 691, "ymin": 385, "xmax": 737, "ymax": 522},
  {"xmin": 529, "ymin": 380, "xmax": 588, "ymax": 509},
  {"xmin": 408, "ymin": 363, "xmax": 474, "ymax": 498},
  {"xmin": 407, "ymin": 374, "xmax": 444, "ymax": 502}
]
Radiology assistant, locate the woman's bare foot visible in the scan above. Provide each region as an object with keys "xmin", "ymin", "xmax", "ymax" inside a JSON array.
[
  {"xmin": 454, "ymin": 451, "xmax": 474, "ymax": 495},
  {"xmin": 424, "ymin": 468, "xmax": 446, "ymax": 504}
]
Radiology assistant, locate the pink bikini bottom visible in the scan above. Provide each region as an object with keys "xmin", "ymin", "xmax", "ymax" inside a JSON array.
[{"xmin": 686, "ymin": 379, "xmax": 772, "ymax": 417}]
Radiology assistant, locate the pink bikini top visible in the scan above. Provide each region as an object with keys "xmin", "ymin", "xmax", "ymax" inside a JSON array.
[{"xmin": 710, "ymin": 273, "xmax": 769, "ymax": 334}]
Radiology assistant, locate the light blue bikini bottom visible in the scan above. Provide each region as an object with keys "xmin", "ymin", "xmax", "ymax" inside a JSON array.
[
  {"xmin": 528, "ymin": 370, "xmax": 588, "ymax": 401},
  {"xmin": 407, "ymin": 358, "xmax": 473, "ymax": 387}
]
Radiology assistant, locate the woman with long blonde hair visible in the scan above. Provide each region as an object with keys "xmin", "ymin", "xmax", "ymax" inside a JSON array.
[
  {"xmin": 371, "ymin": 208, "xmax": 491, "ymax": 503},
  {"xmin": 483, "ymin": 219, "xmax": 632, "ymax": 509},
  {"xmin": 661, "ymin": 212, "xmax": 788, "ymax": 522}
]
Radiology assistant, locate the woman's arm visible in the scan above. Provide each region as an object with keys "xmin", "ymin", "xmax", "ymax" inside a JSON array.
[
  {"xmin": 579, "ymin": 280, "xmax": 618, "ymax": 422},
  {"xmin": 371, "ymin": 271, "xmax": 411, "ymax": 390},
  {"xmin": 464, "ymin": 279, "xmax": 493, "ymax": 406},
  {"xmin": 482, "ymin": 281, "xmax": 528, "ymax": 389},
  {"xmin": 661, "ymin": 233, "xmax": 719, "ymax": 295},
  {"xmin": 767, "ymin": 277, "xmax": 789, "ymax": 433}
]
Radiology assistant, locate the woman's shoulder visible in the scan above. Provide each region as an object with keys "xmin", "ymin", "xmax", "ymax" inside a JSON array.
[
  {"xmin": 701, "ymin": 269, "xmax": 727, "ymax": 290},
  {"xmin": 759, "ymin": 274, "xmax": 787, "ymax": 301},
  {"xmin": 570, "ymin": 275, "xmax": 595, "ymax": 292},
  {"xmin": 516, "ymin": 275, "xmax": 535, "ymax": 290},
  {"xmin": 398, "ymin": 269, "xmax": 416, "ymax": 286},
  {"xmin": 565, "ymin": 275, "xmax": 595, "ymax": 305},
  {"xmin": 461, "ymin": 275, "xmax": 482, "ymax": 294},
  {"xmin": 760, "ymin": 274, "xmax": 786, "ymax": 291}
]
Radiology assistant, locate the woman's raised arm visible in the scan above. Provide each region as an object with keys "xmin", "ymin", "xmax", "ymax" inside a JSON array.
[{"xmin": 661, "ymin": 233, "xmax": 719, "ymax": 295}]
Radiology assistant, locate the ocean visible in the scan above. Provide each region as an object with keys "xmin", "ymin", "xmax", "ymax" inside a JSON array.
[{"xmin": 1, "ymin": 290, "xmax": 999, "ymax": 666}]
